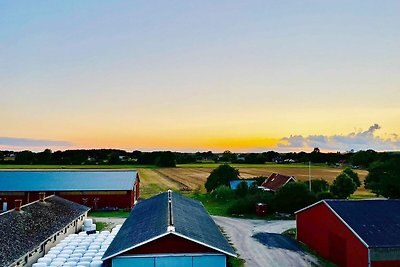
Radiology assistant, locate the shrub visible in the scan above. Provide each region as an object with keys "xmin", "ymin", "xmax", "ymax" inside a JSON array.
[
  {"xmin": 343, "ymin": 168, "xmax": 361, "ymax": 187},
  {"xmin": 227, "ymin": 191, "xmax": 274, "ymax": 215},
  {"xmin": 273, "ymin": 182, "xmax": 316, "ymax": 214},
  {"xmin": 210, "ymin": 185, "xmax": 235, "ymax": 202},
  {"xmin": 235, "ymin": 181, "xmax": 248, "ymax": 197}
]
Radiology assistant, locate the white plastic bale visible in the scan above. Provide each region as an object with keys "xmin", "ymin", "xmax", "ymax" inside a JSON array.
[
  {"xmin": 80, "ymin": 256, "xmax": 92, "ymax": 262},
  {"xmin": 70, "ymin": 253, "xmax": 83, "ymax": 258},
  {"xmin": 58, "ymin": 254, "xmax": 70, "ymax": 259},
  {"xmin": 62, "ymin": 249, "xmax": 74, "ymax": 255},
  {"xmin": 78, "ymin": 262, "xmax": 91, "ymax": 267},
  {"xmin": 33, "ymin": 263, "xmax": 48, "ymax": 267},
  {"xmin": 83, "ymin": 219, "xmax": 93, "ymax": 227},
  {"xmin": 49, "ymin": 263, "xmax": 63, "ymax": 267},
  {"xmin": 37, "ymin": 257, "xmax": 52, "ymax": 265},
  {"xmin": 90, "ymin": 261, "xmax": 103, "ymax": 267},
  {"xmin": 63, "ymin": 262, "xmax": 77, "ymax": 267},
  {"xmin": 53, "ymin": 257, "xmax": 67, "ymax": 263}
]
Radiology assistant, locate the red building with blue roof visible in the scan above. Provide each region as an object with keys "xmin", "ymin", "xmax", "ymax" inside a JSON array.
[
  {"xmin": 296, "ymin": 199, "xmax": 400, "ymax": 267},
  {"xmin": 0, "ymin": 170, "xmax": 139, "ymax": 210}
]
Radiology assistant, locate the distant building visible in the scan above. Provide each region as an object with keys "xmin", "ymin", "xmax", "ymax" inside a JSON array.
[
  {"xmin": 229, "ymin": 179, "xmax": 257, "ymax": 190},
  {"xmin": 102, "ymin": 191, "xmax": 236, "ymax": 267},
  {"xmin": 260, "ymin": 173, "xmax": 296, "ymax": 192},
  {"xmin": 296, "ymin": 199, "xmax": 400, "ymax": 267},
  {"xmin": 0, "ymin": 195, "xmax": 89, "ymax": 267},
  {"xmin": 0, "ymin": 170, "xmax": 140, "ymax": 210}
]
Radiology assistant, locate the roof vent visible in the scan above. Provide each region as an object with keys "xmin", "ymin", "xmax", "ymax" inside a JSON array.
[{"xmin": 167, "ymin": 189, "xmax": 174, "ymax": 232}]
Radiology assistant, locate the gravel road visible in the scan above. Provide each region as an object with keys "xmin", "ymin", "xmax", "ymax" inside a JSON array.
[{"xmin": 212, "ymin": 216, "xmax": 319, "ymax": 267}]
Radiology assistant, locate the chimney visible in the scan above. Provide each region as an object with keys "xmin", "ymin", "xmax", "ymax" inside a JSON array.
[
  {"xmin": 14, "ymin": 199, "xmax": 22, "ymax": 212},
  {"xmin": 39, "ymin": 192, "xmax": 46, "ymax": 202}
]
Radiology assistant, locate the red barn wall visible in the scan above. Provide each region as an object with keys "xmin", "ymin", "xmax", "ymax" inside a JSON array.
[
  {"xmin": 373, "ymin": 261, "xmax": 400, "ymax": 267},
  {"xmin": 123, "ymin": 234, "xmax": 218, "ymax": 255},
  {"xmin": 296, "ymin": 202, "xmax": 368, "ymax": 267},
  {"xmin": 0, "ymin": 190, "xmax": 134, "ymax": 210}
]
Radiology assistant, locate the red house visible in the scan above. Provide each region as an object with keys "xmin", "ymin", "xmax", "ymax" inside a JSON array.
[
  {"xmin": 0, "ymin": 170, "xmax": 140, "ymax": 211},
  {"xmin": 260, "ymin": 173, "xmax": 296, "ymax": 192},
  {"xmin": 296, "ymin": 199, "xmax": 400, "ymax": 267}
]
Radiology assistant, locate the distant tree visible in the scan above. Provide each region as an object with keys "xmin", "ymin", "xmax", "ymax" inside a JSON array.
[
  {"xmin": 108, "ymin": 152, "xmax": 121, "ymax": 164},
  {"xmin": 205, "ymin": 164, "xmax": 240, "ymax": 192},
  {"xmin": 304, "ymin": 179, "xmax": 329, "ymax": 194},
  {"xmin": 235, "ymin": 181, "xmax": 249, "ymax": 197},
  {"xmin": 220, "ymin": 150, "xmax": 236, "ymax": 162},
  {"xmin": 155, "ymin": 151, "xmax": 176, "ymax": 167},
  {"xmin": 330, "ymin": 173, "xmax": 357, "ymax": 199},
  {"xmin": 273, "ymin": 182, "xmax": 316, "ymax": 214},
  {"xmin": 0, "ymin": 151, "xmax": 4, "ymax": 161},
  {"xmin": 131, "ymin": 150, "xmax": 142, "ymax": 159},
  {"xmin": 343, "ymin": 168, "xmax": 361, "ymax": 187},
  {"xmin": 248, "ymin": 182, "xmax": 260, "ymax": 194},
  {"xmin": 253, "ymin": 176, "xmax": 268, "ymax": 186},
  {"xmin": 36, "ymin": 149, "xmax": 52, "ymax": 164},
  {"xmin": 350, "ymin": 150, "xmax": 378, "ymax": 168},
  {"xmin": 365, "ymin": 158, "xmax": 400, "ymax": 198},
  {"xmin": 15, "ymin": 150, "xmax": 35, "ymax": 164}
]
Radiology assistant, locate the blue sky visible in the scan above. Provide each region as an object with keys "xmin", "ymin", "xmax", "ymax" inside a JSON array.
[{"xmin": 1, "ymin": 1, "xmax": 399, "ymax": 152}]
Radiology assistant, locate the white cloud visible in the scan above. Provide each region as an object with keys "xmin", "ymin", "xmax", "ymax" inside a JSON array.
[{"xmin": 276, "ymin": 124, "xmax": 400, "ymax": 152}]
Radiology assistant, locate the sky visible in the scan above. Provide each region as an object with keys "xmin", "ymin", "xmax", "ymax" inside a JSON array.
[{"xmin": 1, "ymin": 1, "xmax": 400, "ymax": 152}]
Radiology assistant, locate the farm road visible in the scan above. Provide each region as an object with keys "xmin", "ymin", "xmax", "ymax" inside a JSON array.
[{"xmin": 212, "ymin": 216, "xmax": 319, "ymax": 267}]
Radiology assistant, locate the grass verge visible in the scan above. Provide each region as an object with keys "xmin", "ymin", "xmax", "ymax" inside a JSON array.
[{"xmin": 89, "ymin": 210, "xmax": 130, "ymax": 218}]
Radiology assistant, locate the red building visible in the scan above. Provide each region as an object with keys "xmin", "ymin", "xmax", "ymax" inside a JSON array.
[
  {"xmin": 102, "ymin": 190, "xmax": 236, "ymax": 267},
  {"xmin": 296, "ymin": 199, "xmax": 400, "ymax": 267},
  {"xmin": 260, "ymin": 173, "xmax": 296, "ymax": 192},
  {"xmin": 0, "ymin": 170, "xmax": 139, "ymax": 211}
]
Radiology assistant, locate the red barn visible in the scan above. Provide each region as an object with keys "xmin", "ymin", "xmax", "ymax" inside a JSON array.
[
  {"xmin": 296, "ymin": 199, "xmax": 400, "ymax": 267},
  {"xmin": 0, "ymin": 170, "xmax": 139, "ymax": 211}
]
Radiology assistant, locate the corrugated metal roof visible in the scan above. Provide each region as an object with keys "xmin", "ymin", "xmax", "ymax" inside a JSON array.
[
  {"xmin": 0, "ymin": 195, "xmax": 89, "ymax": 266},
  {"xmin": 325, "ymin": 199, "xmax": 400, "ymax": 248},
  {"xmin": 261, "ymin": 173, "xmax": 295, "ymax": 192},
  {"xmin": 0, "ymin": 171, "xmax": 137, "ymax": 191},
  {"xmin": 102, "ymin": 191, "xmax": 236, "ymax": 260},
  {"xmin": 229, "ymin": 180, "xmax": 256, "ymax": 190}
]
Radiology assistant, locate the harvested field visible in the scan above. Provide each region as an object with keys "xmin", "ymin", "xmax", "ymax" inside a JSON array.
[{"xmin": 138, "ymin": 166, "xmax": 370, "ymax": 198}]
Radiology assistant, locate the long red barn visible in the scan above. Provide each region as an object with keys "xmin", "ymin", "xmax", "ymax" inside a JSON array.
[{"xmin": 0, "ymin": 170, "xmax": 139, "ymax": 211}]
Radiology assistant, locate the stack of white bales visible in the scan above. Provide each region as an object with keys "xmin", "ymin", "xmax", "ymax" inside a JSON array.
[
  {"xmin": 82, "ymin": 219, "xmax": 96, "ymax": 232},
  {"xmin": 32, "ymin": 224, "xmax": 122, "ymax": 267}
]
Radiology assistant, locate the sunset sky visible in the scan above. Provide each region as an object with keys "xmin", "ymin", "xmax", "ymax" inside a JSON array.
[{"xmin": 1, "ymin": 1, "xmax": 400, "ymax": 152}]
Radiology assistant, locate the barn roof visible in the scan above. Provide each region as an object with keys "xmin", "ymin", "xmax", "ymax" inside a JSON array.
[
  {"xmin": 261, "ymin": 173, "xmax": 295, "ymax": 192},
  {"xmin": 230, "ymin": 179, "xmax": 257, "ymax": 190},
  {"xmin": 0, "ymin": 170, "xmax": 138, "ymax": 191},
  {"xmin": 102, "ymin": 191, "xmax": 236, "ymax": 260},
  {"xmin": 296, "ymin": 199, "xmax": 400, "ymax": 248},
  {"xmin": 0, "ymin": 195, "xmax": 89, "ymax": 266}
]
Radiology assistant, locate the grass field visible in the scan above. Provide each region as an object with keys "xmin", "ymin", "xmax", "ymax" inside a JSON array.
[{"xmin": 0, "ymin": 163, "xmax": 374, "ymax": 198}]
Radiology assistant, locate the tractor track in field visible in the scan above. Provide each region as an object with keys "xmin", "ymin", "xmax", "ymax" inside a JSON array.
[{"xmin": 152, "ymin": 169, "xmax": 191, "ymax": 191}]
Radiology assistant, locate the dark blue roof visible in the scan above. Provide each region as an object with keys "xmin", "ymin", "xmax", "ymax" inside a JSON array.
[
  {"xmin": 102, "ymin": 193, "xmax": 168, "ymax": 260},
  {"xmin": 172, "ymin": 192, "xmax": 236, "ymax": 255},
  {"xmin": 230, "ymin": 180, "xmax": 256, "ymax": 190},
  {"xmin": 103, "ymin": 191, "xmax": 236, "ymax": 260},
  {"xmin": 325, "ymin": 199, "xmax": 400, "ymax": 248},
  {"xmin": 0, "ymin": 171, "xmax": 137, "ymax": 191}
]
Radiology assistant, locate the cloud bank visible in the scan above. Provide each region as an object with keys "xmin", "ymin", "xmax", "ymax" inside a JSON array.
[
  {"xmin": 277, "ymin": 124, "xmax": 400, "ymax": 152},
  {"xmin": 0, "ymin": 137, "xmax": 72, "ymax": 150}
]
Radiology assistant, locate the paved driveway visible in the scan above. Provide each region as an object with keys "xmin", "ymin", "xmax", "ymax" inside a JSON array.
[{"xmin": 212, "ymin": 216, "xmax": 319, "ymax": 267}]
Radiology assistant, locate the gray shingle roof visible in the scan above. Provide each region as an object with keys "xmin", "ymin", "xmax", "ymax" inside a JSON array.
[
  {"xmin": 0, "ymin": 196, "xmax": 89, "ymax": 266},
  {"xmin": 325, "ymin": 199, "xmax": 400, "ymax": 248},
  {"xmin": 0, "ymin": 170, "xmax": 138, "ymax": 191},
  {"xmin": 103, "ymin": 191, "xmax": 236, "ymax": 260}
]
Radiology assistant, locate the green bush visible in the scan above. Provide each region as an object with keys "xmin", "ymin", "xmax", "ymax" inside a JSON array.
[
  {"xmin": 227, "ymin": 191, "xmax": 274, "ymax": 215},
  {"xmin": 210, "ymin": 185, "xmax": 235, "ymax": 201},
  {"xmin": 273, "ymin": 182, "xmax": 316, "ymax": 214},
  {"xmin": 235, "ymin": 181, "xmax": 248, "ymax": 197},
  {"xmin": 330, "ymin": 173, "xmax": 356, "ymax": 199}
]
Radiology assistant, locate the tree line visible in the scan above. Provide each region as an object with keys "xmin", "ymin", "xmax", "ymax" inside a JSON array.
[{"xmin": 0, "ymin": 148, "xmax": 396, "ymax": 168}]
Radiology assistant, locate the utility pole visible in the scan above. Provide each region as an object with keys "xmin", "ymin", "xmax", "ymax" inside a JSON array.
[{"xmin": 309, "ymin": 161, "xmax": 312, "ymax": 192}]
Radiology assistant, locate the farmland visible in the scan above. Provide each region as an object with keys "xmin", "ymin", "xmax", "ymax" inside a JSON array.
[{"xmin": 0, "ymin": 163, "xmax": 372, "ymax": 198}]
